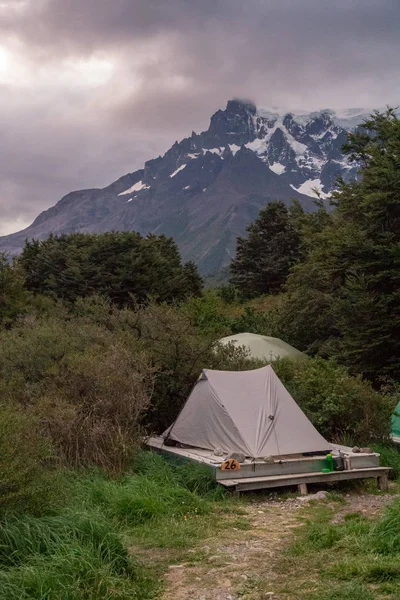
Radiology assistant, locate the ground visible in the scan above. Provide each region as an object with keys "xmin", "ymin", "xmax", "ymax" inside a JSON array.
[{"xmin": 150, "ymin": 486, "xmax": 398, "ymax": 600}]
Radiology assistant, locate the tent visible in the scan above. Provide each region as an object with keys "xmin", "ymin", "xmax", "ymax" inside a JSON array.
[
  {"xmin": 392, "ymin": 401, "xmax": 400, "ymax": 441},
  {"xmin": 218, "ymin": 333, "xmax": 305, "ymax": 362},
  {"xmin": 164, "ymin": 366, "xmax": 330, "ymax": 458}
]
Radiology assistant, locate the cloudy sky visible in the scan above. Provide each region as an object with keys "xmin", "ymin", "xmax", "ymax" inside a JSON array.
[{"xmin": 0, "ymin": 0, "xmax": 399, "ymax": 236}]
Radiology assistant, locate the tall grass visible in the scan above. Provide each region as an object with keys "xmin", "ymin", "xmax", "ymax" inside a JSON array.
[
  {"xmin": 0, "ymin": 451, "xmax": 225, "ymax": 599},
  {"xmin": 0, "ymin": 510, "xmax": 151, "ymax": 600},
  {"xmin": 290, "ymin": 498, "xmax": 400, "ymax": 599},
  {"xmin": 372, "ymin": 443, "xmax": 400, "ymax": 479}
]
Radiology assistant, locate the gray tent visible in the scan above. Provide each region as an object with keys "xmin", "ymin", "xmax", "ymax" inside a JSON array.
[
  {"xmin": 218, "ymin": 333, "xmax": 305, "ymax": 362},
  {"xmin": 164, "ymin": 366, "xmax": 330, "ymax": 458}
]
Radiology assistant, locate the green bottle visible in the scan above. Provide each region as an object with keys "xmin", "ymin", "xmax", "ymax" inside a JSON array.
[{"xmin": 325, "ymin": 453, "xmax": 335, "ymax": 472}]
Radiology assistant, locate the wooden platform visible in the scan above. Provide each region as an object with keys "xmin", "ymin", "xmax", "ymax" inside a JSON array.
[
  {"xmin": 219, "ymin": 467, "xmax": 391, "ymax": 494},
  {"xmin": 146, "ymin": 436, "xmax": 388, "ymax": 494}
]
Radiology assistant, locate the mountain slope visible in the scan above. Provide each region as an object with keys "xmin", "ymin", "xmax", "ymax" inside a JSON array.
[{"xmin": 0, "ymin": 100, "xmax": 363, "ymax": 274}]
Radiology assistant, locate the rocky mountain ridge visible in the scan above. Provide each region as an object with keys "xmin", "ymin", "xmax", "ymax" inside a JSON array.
[{"xmin": 0, "ymin": 99, "xmax": 364, "ymax": 274}]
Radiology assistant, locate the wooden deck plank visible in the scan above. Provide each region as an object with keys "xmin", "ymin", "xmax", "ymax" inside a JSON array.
[{"xmin": 219, "ymin": 467, "xmax": 391, "ymax": 492}]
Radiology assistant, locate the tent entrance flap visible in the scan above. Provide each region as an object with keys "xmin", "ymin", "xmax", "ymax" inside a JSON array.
[{"xmin": 163, "ymin": 365, "xmax": 330, "ymax": 458}]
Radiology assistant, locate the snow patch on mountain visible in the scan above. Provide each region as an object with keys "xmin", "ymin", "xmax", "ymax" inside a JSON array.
[
  {"xmin": 290, "ymin": 179, "xmax": 330, "ymax": 199},
  {"xmin": 229, "ymin": 144, "xmax": 241, "ymax": 155},
  {"xmin": 205, "ymin": 147, "xmax": 224, "ymax": 156},
  {"xmin": 269, "ymin": 162, "xmax": 286, "ymax": 174},
  {"xmin": 170, "ymin": 164, "xmax": 187, "ymax": 178},
  {"xmin": 119, "ymin": 181, "xmax": 150, "ymax": 196},
  {"xmin": 310, "ymin": 126, "xmax": 340, "ymax": 141},
  {"xmin": 284, "ymin": 130, "xmax": 308, "ymax": 155}
]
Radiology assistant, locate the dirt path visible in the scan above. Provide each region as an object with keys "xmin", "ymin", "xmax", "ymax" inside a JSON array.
[
  {"xmin": 161, "ymin": 491, "xmax": 396, "ymax": 600},
  {"xmin": 162, "ymin": 499, "xmax": 301, "ymax": 600}
]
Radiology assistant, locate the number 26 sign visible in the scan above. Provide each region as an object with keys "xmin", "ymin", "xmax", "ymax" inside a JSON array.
[{"xmin": 221, "ymin": 458, "xmax": 241, "ymax": 471}]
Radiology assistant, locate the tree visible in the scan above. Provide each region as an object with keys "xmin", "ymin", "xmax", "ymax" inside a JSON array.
[
  {"xmin": 280, "ymin": 108, "xmax": 400, "ymax": 382},
  {"xmin": 230, "ymin": 201, "xmax": 301, "ymax": 298},
  {"xmin": 0, "ymin": 253, "xmax": 30, "ymax": 327},
  {"xmin": 19, "ymin": 232, "xmax": 203, "ymax": 306}
]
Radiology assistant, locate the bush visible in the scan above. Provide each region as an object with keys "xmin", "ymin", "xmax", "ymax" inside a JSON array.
[
  {"xmin": 216, "ymin": 285, "xmax": 237, "ymax": 304},
  {"xmin": 274, "ymin": 357, "xmax": 395, "ymax": 444},
  {"xmin": 0, "ymin": 405, "xmax": 56, "ymax": 514},
  {"xmin": 229, "ymin": 305, "xmax": 279, "ymax": 335},
  {"xmin": 38, "ymin": 342, "xmax": 153, "ymax": 473},
  {"xmin": 181, "ymin": 292, "xmax": 232, "ymax": 334},
  {"xmin": 115, "ymin": 302, "xmax": 261, "ymax": 431},
  {"xmin": 0, "ymin": 314, "xmax": 153, "ymax": 473},
  {"xmin": 0, "ymin": 255, "xmax": 31, "ymax": 328},
  {"xmin": 372, "ymin": 444, "xmax": 400, "ymax": 479}
]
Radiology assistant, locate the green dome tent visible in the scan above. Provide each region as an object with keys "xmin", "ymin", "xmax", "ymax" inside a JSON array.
[{"xmin": 218, "ymin": 332, "xmax": 305, "ymax": 362}]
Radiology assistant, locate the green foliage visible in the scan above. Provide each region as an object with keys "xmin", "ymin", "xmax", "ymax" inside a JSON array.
[
  {"xmin": 109, "ymin": 301, "xmax": 259, "ymax": 431},
  {"xmin": 0, "ymin": 453, "xmax": 224, "ymax": 599},
  {"xmin": 291, "ymin": 497, "xmax": 400, "ymax": 599},
  {"xmin": 216, "ymin": 284, "xmax": 237, "ymax": 304},
  {"xmin": 181, "ymin": 291, "xmax": 232, "ymax": 334},
  {"xmin": 0, "ymin": 503, "xmax": 152, "ymax": 599},
  {"xmin": 274, "ymin": 357, "xmax": 395, "ymax": 443},
  {"xmin": 279, "ymin": 109, "xmax": 400, "ymax": 382},
  {"xmin": 0, "ymin": 254, "xmax": 31, "ymax": 327},
  {"xmin": 19, "ymin": 231, "xmax": 202, "ymax": 306},
  {"xmin": 369, "ymin": 498, "xmax": 400, "ymax": 554},
  {"xmin": 230, "ymin": 305, "xmax": 278, "ymax": 335},
  {"xmin": 372, "ymin": 444, "xmax": 400, "ymax": 479},
  {"xmin": 133, "ymin": 450, "xmax": 224, "ymax": 498},
  {"xmin": 0, "ymin": 405, "xmax": 56, "ymax": 514},
  {"xmin": 230, "ymin": 201, "xmax": 301, "ymax": 298},
  {"xmin": 0, "ymin": 312, "xmax": 153, "ymax": 473}
]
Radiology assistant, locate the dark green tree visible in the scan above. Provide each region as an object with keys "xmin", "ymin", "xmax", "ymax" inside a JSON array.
[
  {"xmin": 280, "ymin": 108, "xmax": 400, "ymax": 382},
  {"xmin": 19, "ymin": 231, "xmax": 202, "ymax": 306},
  {"xmin": 0, "ymin": 253, "xmax": 30, "ymax": 327},
  {"xmin": 230, "ymin": 201, "xmax": 301, "ymax": 298}
]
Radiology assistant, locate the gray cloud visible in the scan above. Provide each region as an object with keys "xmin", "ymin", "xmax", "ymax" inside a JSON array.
[{"xmin": 1, "ymin": 0, "xmax": 399, "ymax": 235}]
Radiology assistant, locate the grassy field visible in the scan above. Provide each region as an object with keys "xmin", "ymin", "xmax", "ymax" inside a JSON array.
[
  {"xmin": 277, "ymin": 494, "xmax": 400, "ymax": 600},
  {"xmin": 0, "ymin": 451, "xmax": 237, "ymax": 599},
  {"xmin": 1, "ymin": 450, "xmax": 399, "ymax": 600}
]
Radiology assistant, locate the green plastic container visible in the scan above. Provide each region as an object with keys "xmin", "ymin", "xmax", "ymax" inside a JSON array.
[{"xmin": 322, "ymin": 453, "xmax": 335, "ymax": 473}]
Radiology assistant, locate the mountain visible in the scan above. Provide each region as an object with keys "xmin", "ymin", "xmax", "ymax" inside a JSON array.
[{"xmin": 0, "ymin": 99, "xmax": 364, "ymax": 274}]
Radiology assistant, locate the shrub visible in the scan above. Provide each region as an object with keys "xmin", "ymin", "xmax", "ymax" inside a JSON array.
[
  {"xmin": 0, "ymin": 405, "xmax": 56, "ymax": 514},
  {"xmin": 229, "ymin": 305, "xmax": 279, "ymax": 335},
  {"xmin": 0, "ymin": 314, "xmax": 154, "ymax": 473},
  {"xmin": 38, "ymin": 342, "xmax": 153, "ymax": 473},
  {"xmin": 274, "ymin": 357, "xmax": 395, "ymax": 444},
  {"xmin": 216, "ymin": 285, "xmax": 237, "ymax": 304},
  {"xmin": 372, "ymin": 444, "xmax": 400, "ymax": 479},
  {"xmin": 0, "ymin": 254, "xmax": 31, "ymax": 328},
  {"xmin": 181, "ymin": 292, "xmax": 232, "ymax": 335},
  {"xmin": 115, "ymin": 302, "xmax": 261, "ymax": 431}
]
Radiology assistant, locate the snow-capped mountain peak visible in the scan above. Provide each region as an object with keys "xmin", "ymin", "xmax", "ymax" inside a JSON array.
[{"xmin": 0, "ymin": 99, "xmax": 367, "ymax": 274}]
